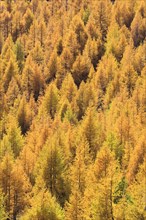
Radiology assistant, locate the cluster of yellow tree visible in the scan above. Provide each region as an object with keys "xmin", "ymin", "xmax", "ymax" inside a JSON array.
[{"xmin": 0, "ymin": 0, "xmax": 146, "ymax": 219}]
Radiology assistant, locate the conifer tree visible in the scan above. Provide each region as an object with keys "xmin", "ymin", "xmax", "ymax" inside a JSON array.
[
  {"xmin": 71, "ymin": 15, "xmax": 88, "ymax": 53},
  {"xmin": 23, "ymin": 8, "xmax": 34, "ymax": 33},
  {"xmin": 127, "ymin": 161, "xmax": 146, "ymax": 220},
  {"xmin": 3, "ymin": 58, "xmax": 19, "ymax": 92},
  {"xmin": 64, "ymin": 30, "xmax": 79, "ymax": 59},
  {"xmin": 58, "ymin": 97, "xmax": 77, "ymax": 124},
  {"xmin": 65, "ymin": 140, "xmax": 90, "ymax": 220},
  {"xmin": 1, "ymin": 11, "xmax": 11, "ymax": 38},
  {"xmin": 27, "ymin": 20, "xmax": 38, "ymax": 49},
  {"xmin": 14, "ymin": 39, "xmax": 25, "ymax": 71},
  {"xmin": 1, "ymin": 117, "xmax": 24, "ymax": 158},
  {"xmin": 84, "ymin": 38, "xmax": 101, "ymax": 69},
  {"xmin": 0, "ymin": 154, "xmax": 31, "ymax": 219},
  {"xmin": 0, "ymin": 190, "xmax": 8, "ymax": 220},
  {"xmin": 0, "ymin": 153, "xmax": 14, "ymax": 218},
  {"xmin": 83, "ymin": 145, "xmax": 121, "ymax": 220},
  {"xmin": 45, "ymin": 50, "xmax": 58, "ymax": 83},
  {"xmin": 80, "ymin": 107, "xmax": 100, "ymax": 159},
  {"xmin": 30, "ymin": 41, "xmax": 44, "ymax": 65},
  {"xmin": 20, "ymin": 190, "xmax": 65, "ymax": 220},
  {"xmin": 92, "ymin": 0, "xmax": 112, "ymax": 42},
  {"xmin": 37, "ymin": 18, "xmax": 47, "ymax": 47},
  {"xmin": 72, "ymin": 53, "xmax": 91, "ymax": 86},
  {"xmin": 131, "ymin": 12, "xmax": 146, "ymax": 47},
  {"xmin": 60, "ymin": 48, "xmax": 74, "ymax": 74},
  {"xmin": 6, "ymin": 77, "xmax": 20, "ymax": 108},
  {"xmin": 43, "ymin": 82, "xmax": 59, "ymax": 119},
  {"xmin": 17, "ymin": 96, "xmax": 31, "ymax": 134},
  {"xmin": 34, "ymin": 134, "xmax": 67, "ymax": 206},
  {"xmin": 76, "ymin": 80, "xmax": 97, "ymax": 119},
  {"xmin": 114, "ymin": 0, "xmax": 135, "ymax": 28},
  {"xmin": 60, "ymin": 73, "xmax": 77, "ymax": 103},
  {"xmin": 120, "ymin": 64, "xmax": 137, "ymax": 97}
]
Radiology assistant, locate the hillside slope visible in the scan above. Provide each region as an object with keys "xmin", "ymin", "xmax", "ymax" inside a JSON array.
[{"xmin": 0, "ymin": 0, "xmax": 146, "ymax": 219}]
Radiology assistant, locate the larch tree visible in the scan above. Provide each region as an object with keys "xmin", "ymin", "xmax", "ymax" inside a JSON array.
[
  {"xmin": 131, "ymin": 12, "xmax": 146, "ymax": 47},
  {"xmin": 1, "ymin": 117, "xmax": 24, "ymax": 158},
  {"xmin": 14, "ymin": 39, "xmax": 25, "ymax": 72},
  {"xmin": 84, "ymin": 37, "xmax": 102, "ymax": 69},
  {"xmin": 127, "ymin": 161, "xmax": 146, "ymax": 220},
  {"xmin": 70, "ymin": 15, "xmax": 88, "ymax": 53},
  {"xmin": 37, "ymin": 18, "xmax": 47, "ymax": 47},
  {"xmin": 34, "ymin": 134, "xmax": 67, "ymax": 206},
  {"xmin": 72, "ymin": 53, "xmax": 91, "ymax": 86},
  {"xmin": 60, "ymin": 73, "xmax": 77, "ymax": 103},
  {"xmin": 6, "ymin": 77, "xmax": 21, "ymax": 108},
  {"xmin": 65, "ymin": 140, "xmax": 90, "ymax": 220},
  {"xmin": 42, "ymin": 82, "xmax": 59, "ymax": 119},
  {"xmin": 80, "ymin": 107, "xmax": 101, "ymax": 159},
  {"xmin": 0, "ymin": 153, "xmax": 31, "ymax": 219},
  {"xmin": 30, "ymin": 41, "xmax": 44, "ymax": 65},
  {"xmin": 45, "ymin": 50, "xmax": 58, "ymax": 83},
  {"xmin": 76, "ymin": 80, "xmax": 97, "ymax": 119},
  {"xmin": 27, "ymin": 20, "xmax": 38, "ymax": 50},
  {"xmin": 3, "ymin": 58, "xmax": 19, "ymax": 92},
  {"xmin": 64, "ymin": 30, "xmax": 79, "ymax": 60},
  {"xmin": 92, "ymin": 0, "xmax": 112, "ymax": 42},
  {"xmin": 17, "ymin": 96, "xmax": 31, "ymax": 134},
  {"xmin": 20, "ymin": 190, "xmax": 65, "ymax": 220},
  {"xmin": 85, "ymin": 144, "xmax": 121, "ymax": 220},
  {"xmin": 0, "ymin": 190, "xmax": 8, "ymax": 220},
  {"xmin": 23, "ymin": 8, "xmax": 34, "ymax": 33}
]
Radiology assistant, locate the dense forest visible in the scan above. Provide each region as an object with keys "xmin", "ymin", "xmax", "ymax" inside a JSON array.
[{"xmin": 0, "ymin": 0, "xmax": 146, "ymax": 219}]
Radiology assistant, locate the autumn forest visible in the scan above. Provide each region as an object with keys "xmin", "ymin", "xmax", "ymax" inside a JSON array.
[{"xmin": 0, "ymin": 0, "xmax": 146, "ymax": 219}]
